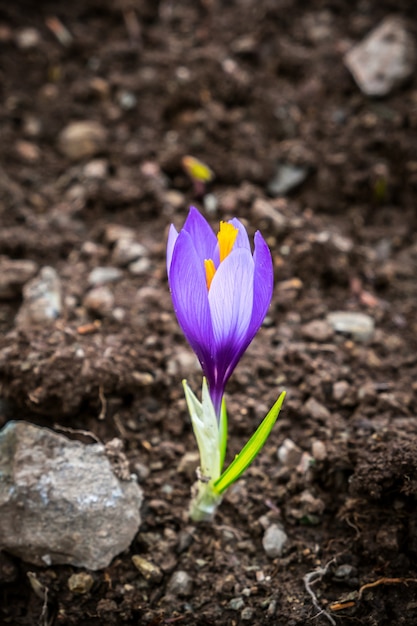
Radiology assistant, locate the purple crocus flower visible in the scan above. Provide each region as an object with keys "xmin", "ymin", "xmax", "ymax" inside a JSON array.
[{"xmin": 167, "ymin": 207, "xmax": 273, "ymax": 417}]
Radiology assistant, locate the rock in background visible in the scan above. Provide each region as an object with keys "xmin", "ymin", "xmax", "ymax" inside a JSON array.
[
  {"xmin": 0, "ymin": 421, "xmax": 142, "ymax": 570},
  {"xmin": 344, "ymin": 16, "xmax": 415, "ymax": 96}
]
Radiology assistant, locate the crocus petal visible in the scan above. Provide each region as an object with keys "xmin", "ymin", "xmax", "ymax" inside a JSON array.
[
  {"xmin": 167, "ymin": 207, "xmax": 274, "ymax": 419},
  {"xmin": 229, "ymin": 218, "xmax": 251, "ymax": 251},
  {"xmin": 169, "ymin": 230, "xmax": 214, "ymax": 368},
  {"xmin": 245, "ymin": 231, "xmax": 274, "ymax": 341},
  {"xmin": 209, "ymin": 247, "xmax": 254, "ymax": 366},
  {"xmin": 166, "ymin": 224, "xmax": 179, "ymax": 275},
  {"xmin": 216, "ymin": 232, "xmax": 273, "ymax": 389},
  {"xmin": 182, "ymin": 206, "xmax": 217, "ymax": 263}
]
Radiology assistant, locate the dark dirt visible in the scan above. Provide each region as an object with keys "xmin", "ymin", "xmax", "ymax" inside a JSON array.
[{"xmin": 1, "ymin": 0, "xmax": 417, "ymax": 624}]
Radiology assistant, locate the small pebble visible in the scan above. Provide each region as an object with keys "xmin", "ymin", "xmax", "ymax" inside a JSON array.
[
  {"xmin": 241, "ymin": 607, "xmax": 254, "ymax": 621},
  {"xmin": 344, "ymin": 16, "xmax": 415, "ymax": 97},
  {"xmin": 133, "ymin": 462, "xmax": 150, "ymax": 482},
  {"xmin": 117, "ymin": 90, "xmax": 137, "ymax": 110},
  {"xmin": 297, "ymin": 451, "xmax": 314, "ymax": 474},
  {"xmin": 311, "ymin": 440, "xmax": 327, "ymax": 461},
  {"xmin": 67, "ymin": 572, "xmax": 94, "ymax": 594},
  {"xmin": 262, "ymin": 524, "xmax": 288, "ymax": 558},
  {"xmin": 23, "ymin": 114, "xmax": 42, "ymax": 137},
  {"xmin": 88, "ymin": 267, "xmax": 123, "ymax": 286},
  {"xmin": 128, "ymin": 257, "xmax": 151, "ymax": 275},
  {"xmin": 267, "ymin": 162, "xmax": 308, "ymax": 196},
  {"xmin": 177, "ymin": 528, "xmax": 195, "ymax": 553},
  {"xmin": 277, "ymin": 438, "xmax": 303, "ymax": 468},
  {"xmin": 15, "ymin": 27, "xmax": 41, "ymax": 49},
  {"xmin": 203, "ymin": 193, "xmax": 218, "ymax": 214},
  {"xmin": 83, "ymin": 286, "xmax": 114, "ymax": 315},
  {"xmin": 333, "ymin": 380, "xmax": 350, "ymax": 401},
  {"xmin": 229, "ymin": 597, "xmax": 245, "ymax": 611},
  {"xmin": 84, "ymin": 159, "xmax": 108, "ymax": 179},
  {"xmin": 58, "ymin": 120, "xmax": 108, "ymax": 161},
  {"xmin": 131, "ymin": 371, "xmax": 153, "ymax": 386},
  {"xmin": 303, "ymin": 397, "xmax": 331, "ymax": 421},
  {"xmin": 166, "ymin": 570, "xmax": 193, "ymax": 597},
  {"xmin": 131, "ymin": 555, "xmax": 163, "ymax": 583},
  {"xmin": 16, "ymin": 266, "xmax": 62, "ymax": 327},
  {"xmin": 326, "ymin": 311, "xmax": 375, "ymax": 342},
  {"xmin": 112, "ymin": 307, "xmax": 126, "ymax": 322},
  {"xmin": 112, "ymin": 239, "xmax": 148, "ymax": 266},
  {"xmin": 334, "ymin": 564, "xmax": 355, "ymax": 579}
]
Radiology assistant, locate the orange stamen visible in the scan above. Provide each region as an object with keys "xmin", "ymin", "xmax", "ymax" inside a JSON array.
[
  {"xmin": 204, "ymin": 221, "xmax": 239, "ymax": 290},
  {"xmin": 218, "ymin": 221, "xmax": 239, "ymax": 262},
  {"xmin": 204, "ymin": 259, "xmax": 216, "ymax": 290}
]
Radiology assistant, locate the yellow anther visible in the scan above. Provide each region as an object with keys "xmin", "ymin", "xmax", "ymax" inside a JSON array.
[
  {"xmin": 204, "ymin": 222, "xmax": 239, "ymax": 291},
  {"xmin": 218, "ymin": 221, "xmax": 238, "ymax": 262},
  {"xmin": 204, "ymin": 259, "xmax": 216, "ymax": 290}
]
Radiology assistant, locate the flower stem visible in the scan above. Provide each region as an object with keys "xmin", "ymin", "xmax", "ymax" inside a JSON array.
[{"xmin": 189, "ymin": 480, "xmax": 222, "ymax": 522}]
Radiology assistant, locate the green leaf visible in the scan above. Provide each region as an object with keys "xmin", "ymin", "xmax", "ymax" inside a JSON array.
[
  {"xmin": 213, "ymin": 391, "xmax": 286, "ymax": 495},
  {"xmin": 219, "ymin": 398, "xmax": 228, "ymax": 471}
]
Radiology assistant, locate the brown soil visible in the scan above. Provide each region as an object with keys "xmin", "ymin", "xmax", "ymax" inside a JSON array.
[{"xmin": 1, "ymin": 0, "xmax": 417, "ymax": 624}]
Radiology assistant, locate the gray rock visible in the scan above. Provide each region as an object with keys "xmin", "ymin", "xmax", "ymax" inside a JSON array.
[
  {"xmin": 83, "ymin": 286, "xmax": 114, "ymax": 315},
  {"xmin": 297, "ymin": 451, "xmax": 314, "ymax": 474},
  {"xmin": 303, "ymin": 396, "xmax": 331, "ymax": 421},
  {"xmin": 334, "ymin": 564, "xmax": 356, "ymax": 580},
  {"xmin": 0, "ymin": 421, "xmax": 142, "ymax": 570},
  {"xmin": 83, "ymin": 159, "xmax": 108, "ymax": 180},
  {"xmin": 203, "ymin": 193, "xmax": 218, "ymax": 214},
  {"xmin": 128, "ymin": 257, "xmax": 151, "ymax": 275},
  {"xmin": 15, "ymin": 28, "xmax": 41, "ymax": 50},
  {"xmin": 277, "ymin": 438, "xmax": 303, "ymax": 468},
  {"xmin": 117, "ymin": 90, "xmax": 137, "ymax": 111},
  {"xmin": 16, "ymin": 266, "xmax": 62, "ymax": 327},
  {"xmin": 311, "ymin": 440, "xmax": 327, "ymax": 462},
  {"xmin": 241, "ymin": 607, "xmax": 254, "ymax": 621},
  {"xmin": 267, "ymin": 162, "xmax": 308, "ymax": 196},
  {"xmin": 58, "ymin": 121, "xmax": 108, "ymax": 161},
  {"xmin": 228, "ymin": 597, "xmax": 245, "ymax": 611},
  {"xmin": 262, "ymin": 524, "xmax": 288, "ymax": 558},
  {"xmin": 326, "ymin": 311, "xmax": 375, "ymax": 341},
  {"xmin": 88, "ymin": 266, "xmax": 123, "ymax": 286},
  {"xmin": 344, "ymin": 17, "xmax": 415, "ymax": 97},
  {"xmin": 112, "ymin": 239, "xmax": 148, "ymax": 267},
  {"xmin": 167, "ymin": 570, "xmax": 193, "ymax": 597}
]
